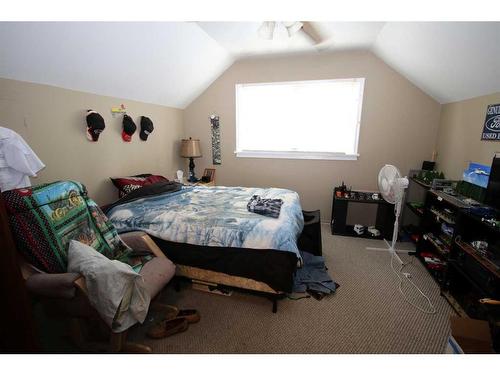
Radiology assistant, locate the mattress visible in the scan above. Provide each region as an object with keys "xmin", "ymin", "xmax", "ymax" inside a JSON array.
[
  {"xmin": 151, "ymin": 237, "xmax": 297, "ymax": 293},
  {"xmin": 106, "ymin": 185, "xmax": 304, "ymax": 259},
  {"xmin": 106, "ymin": 183, "xmax": 303, "ymax": 293}
]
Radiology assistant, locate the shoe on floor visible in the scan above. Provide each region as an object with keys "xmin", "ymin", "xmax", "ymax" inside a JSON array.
[
  {"xmin": 147, "ymin": 317, "xmax": 188, "ymax": 339},
  {"xmin": 177, "ymin": 309, "xmax": 201, "ymax": 324},
  {"xmin": 150, "ymin": 303, "xmax": 179, "ymax": 321}
]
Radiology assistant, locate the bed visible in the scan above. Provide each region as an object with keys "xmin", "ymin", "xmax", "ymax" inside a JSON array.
[{"xmin": 104, "ymin": 183, "xmax": 305, "ymax": 310}]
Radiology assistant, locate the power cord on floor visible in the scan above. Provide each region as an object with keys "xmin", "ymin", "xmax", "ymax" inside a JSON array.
[{"xmin": 390, "ymin": 252, "xmax": 437, "ymax": 314}]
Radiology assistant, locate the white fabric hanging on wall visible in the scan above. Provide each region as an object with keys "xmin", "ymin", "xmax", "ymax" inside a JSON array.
[{"xmin": 0, "ymin": 126, "xmax": 45, "ymax": 191}]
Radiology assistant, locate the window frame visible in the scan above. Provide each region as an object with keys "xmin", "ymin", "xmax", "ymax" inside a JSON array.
[{"xmin": 234, "ymin": 78, "xmax": 365, "ymax": 161}]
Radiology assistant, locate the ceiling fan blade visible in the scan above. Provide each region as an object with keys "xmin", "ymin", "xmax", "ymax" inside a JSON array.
[
  {"xmin": 283, "ymin": 21, "xmax": 303, "ymax": 37},
  {"xmin": 301, "ymin": 22, "xmax": 326, "ymax": 44},
  {"xmin": 257, "ymin": 21, "xmax": 276, "ymax": 40}
]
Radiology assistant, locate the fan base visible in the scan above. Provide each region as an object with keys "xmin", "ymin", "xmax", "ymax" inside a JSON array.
[{"xmin": 366, "ymin": 239, "xmax": 412, "ymax": 265}]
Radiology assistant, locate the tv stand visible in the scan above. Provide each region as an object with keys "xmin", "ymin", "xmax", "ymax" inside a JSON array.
[{"xmin": 331, "ymin": 187, "xmax": 395, "ymax": 241}]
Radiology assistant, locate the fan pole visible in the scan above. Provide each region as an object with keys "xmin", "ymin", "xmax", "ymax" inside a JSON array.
[{"xmin": 366, "ymin": 193, "xmax": 412, "ymax": 264}]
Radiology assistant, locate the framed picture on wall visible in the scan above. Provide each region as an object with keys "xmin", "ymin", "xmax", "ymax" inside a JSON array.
[
  {"xmin": 202, "ymin": 168, "xmax": 216, "ymax": 183},
  {"xmin": 481, "ymin": 103, "xmax": 500, "ymax": 141}
]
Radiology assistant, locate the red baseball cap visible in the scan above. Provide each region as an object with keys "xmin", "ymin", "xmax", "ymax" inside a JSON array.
[{"xmin": 122, "ymin": 115, "xmax": 137, "ymax": 142}]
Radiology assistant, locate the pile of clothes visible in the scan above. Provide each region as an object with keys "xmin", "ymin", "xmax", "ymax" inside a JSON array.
[
  {"xmin": 292, "ymin": 251, "xmax": 338, "ymax": 300},
  {"xmin": 247, "ymin": 194, "xmax": 283, "ymax": 218}
]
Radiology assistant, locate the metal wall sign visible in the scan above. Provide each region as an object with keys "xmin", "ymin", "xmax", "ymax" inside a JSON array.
[
  {"xmin": 210, "ymin": 115, "xmax": 221, "ymax": 165},
  {"xmin": 481, "ymin": 103, "xmax": 500, "ymax": 141}
]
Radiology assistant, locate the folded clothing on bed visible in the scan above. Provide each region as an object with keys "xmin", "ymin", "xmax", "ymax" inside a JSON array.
[{"xmin": 247, "ymin": 194, "xmax": 283, "ymax": 218}]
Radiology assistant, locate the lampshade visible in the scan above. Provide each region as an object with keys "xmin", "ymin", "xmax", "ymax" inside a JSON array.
[{"xmin": 180, "ymin": 138, "xmax": 202, "ymax": 158}]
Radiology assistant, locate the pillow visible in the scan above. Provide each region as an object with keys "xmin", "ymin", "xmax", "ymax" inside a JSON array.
[
  {"xmin": 67, "ymin": 240, "xmax": 150, "ymax": 332},
  {"xmin": 110, "ymin": 174, "xmax": 168, "ymax": 198}
]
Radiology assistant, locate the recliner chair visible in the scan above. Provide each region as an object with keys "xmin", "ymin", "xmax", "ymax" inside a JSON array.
[{"xmin": 2, "ymin": 180, "xmax": 176, "ymax": 353}]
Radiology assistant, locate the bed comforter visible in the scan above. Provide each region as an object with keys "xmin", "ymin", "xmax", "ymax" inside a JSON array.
[{"xmin": 106, "ymin": 185, "xmax": 304, "ymax": 260}]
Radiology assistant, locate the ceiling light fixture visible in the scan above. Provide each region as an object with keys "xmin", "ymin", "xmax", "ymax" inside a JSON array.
[
  {"xmin": 284, "ymin": 21, "xmax": 303, "ymax": 37},
  {"xmin": 257, "ymin": 21, "xmax": 276, "ymax": 40},
  {"xmin": 257, "ymin": 21, "xmax": 326, "ymax": 45}
]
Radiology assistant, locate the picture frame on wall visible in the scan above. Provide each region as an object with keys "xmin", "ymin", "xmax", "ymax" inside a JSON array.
[
  {"xmin": 210, "ymin": 115, "xmax": 221, "ymax": 165},
  {"xmin": 481, "ymin": 103, "xmax": 500, "ymax": 141},
  {"xmin": 202, "ymin": 168, "xmax": 216, "ymax": 183}
]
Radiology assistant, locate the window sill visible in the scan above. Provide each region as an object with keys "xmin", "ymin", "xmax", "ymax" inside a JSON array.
[{"xmin": 235, "ymin": 150, "xmax": 359, "ymax": 161}]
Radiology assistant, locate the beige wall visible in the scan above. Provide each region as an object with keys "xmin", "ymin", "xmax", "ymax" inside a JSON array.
[
  {"xmin": 436, "ymin": 92, "xmax": 500, "ymax": 180},
  {"xmin": 0, "ymin": 78, "xmax": 184, "ymax": 205},
  {"xmin": 184, "ymin": 51, "xmax": 442, "ymax": 221}
]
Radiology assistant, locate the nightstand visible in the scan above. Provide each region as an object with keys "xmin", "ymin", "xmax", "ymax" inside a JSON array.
[{"xmin": 185, "ymin": 180, "xmax": 215, "ymax": 187}]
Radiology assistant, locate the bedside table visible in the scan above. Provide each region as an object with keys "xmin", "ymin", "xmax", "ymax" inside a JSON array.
[{"xmin": 185, "ymin": 180, "xmax": 215, "ymax": 187}]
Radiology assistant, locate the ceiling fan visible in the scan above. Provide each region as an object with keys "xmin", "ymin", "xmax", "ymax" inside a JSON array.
[{"xmin": 257, "ymin": 21, "xmax": 327, "ymax": 45}]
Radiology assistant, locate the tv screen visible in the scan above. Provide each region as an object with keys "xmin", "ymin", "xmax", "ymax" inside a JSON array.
[
  {"xmin": 463, "ymin": 162, "xmax": 491, "ymax": 188},
  {"xmin": 485, "ymin": 154, "xmax": 500, "ymax": 210}
]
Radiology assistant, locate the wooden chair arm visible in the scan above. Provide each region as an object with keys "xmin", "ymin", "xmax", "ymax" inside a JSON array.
[
  {"xmin": 480, "ymin": 298, "xmax": 500, "ymax": 305},
  {"xmin": 73, "ymin": 275, "xmax": 89, "ymax": 297},
  {"xmin": 119, "ymin": 231, "xmax": 166, "ymax": 258}
]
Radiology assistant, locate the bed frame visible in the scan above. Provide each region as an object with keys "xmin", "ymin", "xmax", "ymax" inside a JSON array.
[
  {"xmin": 168, "ymin": 210, "xmax": 322, "ymax": 313},
  {"xmin": 174, "ymin": 265, "xmax": 284, "ymax": 313}
]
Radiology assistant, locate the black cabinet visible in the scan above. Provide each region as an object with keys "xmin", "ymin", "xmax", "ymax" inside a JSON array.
[
  {"xmin": 415, "ymin": 190, "xmax": 460, "ymax": 286},
  {"xmin": 416, "ymin": 189, "xmax": 500, "ymax": 321},
  {"xmin": 331, "ymin": 188, "xmax": 395, "ymax": 241}
]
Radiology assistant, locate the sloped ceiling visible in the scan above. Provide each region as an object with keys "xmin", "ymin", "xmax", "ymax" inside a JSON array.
[
  {"xmin": 0, "ymin": 22, "xmax": 234, "ymax": 108},
  {"xmin": 0, "ymin": 22, "xmax": 498, "ymax": 107},
  {"xmin": 197, "ymin": 21, "xmax": 500, "ymax": 104},
  {"xmin": 196, "ymin": 22, "xmax": 386, "ymax": 57},
  {"xmin": 373, "ymin": 22, "xmax": 500, "ymax": 103}
]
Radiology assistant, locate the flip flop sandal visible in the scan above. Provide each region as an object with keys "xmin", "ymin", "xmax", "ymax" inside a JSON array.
[
  {"xmin": 147, "ymin": 317, "xmax": 188, "ymax": 339},
  {"xmin": 177, "ymin": 309, "xmax": 200, "ymax": 324}
]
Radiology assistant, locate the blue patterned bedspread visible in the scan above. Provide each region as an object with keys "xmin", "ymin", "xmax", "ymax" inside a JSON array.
[{"xmin": 106, "ymin": 186, "xmax": 304, "ymax": 259}]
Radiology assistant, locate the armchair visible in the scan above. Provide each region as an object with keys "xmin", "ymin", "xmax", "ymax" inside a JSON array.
[
  {"xmin": 18, "ymin": 231, "xmax": 175, "ymax": 353},
  {"xmin": 2, "ymin": 181, "xmax": 176, "ymax": 353}
]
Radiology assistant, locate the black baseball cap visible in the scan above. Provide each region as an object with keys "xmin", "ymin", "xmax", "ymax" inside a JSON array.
[
  {"xmin": 86, "ymin": 110, "xmax": 105, "ymax": 142},
  {"xmin": 140, "ymin": 116, "xmax": 154, "ymax": 141},
  {"xmin": 122, "ymin": 114, "xmax": 137, "ymax": 142}
]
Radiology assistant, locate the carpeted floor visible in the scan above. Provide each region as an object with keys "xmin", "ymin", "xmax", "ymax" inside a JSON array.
[{"xmin": 129, "ymin": 224, "xmax": 454, "ymax": 353}]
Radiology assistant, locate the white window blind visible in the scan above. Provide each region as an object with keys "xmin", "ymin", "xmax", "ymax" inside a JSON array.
[{"xmin": 235, "ymin": 78, "xmax": 365, "ymax": 160}]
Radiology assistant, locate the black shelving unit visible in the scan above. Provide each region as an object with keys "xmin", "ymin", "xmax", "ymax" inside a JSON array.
[
  {"xmin": 401, "ymin": 171, "xmax": 432, "ymax": 244},
  {"xmin": 416, "ymin": 189, "xmax": 500, "ymax": 322},
  {"xmin": 416, "ymin": 190, "xmax": 460, "ymax": 288},
  {"xmin": 331, "ymin": 188, "xmax": 395, "ymax": 241},
  {"xmin": 411, "ymin": 177, "xmax": 432, "ymax": 189},
  {"xmin": 405, "ymin": 201, "xmax": 424, "ymax": 218}
]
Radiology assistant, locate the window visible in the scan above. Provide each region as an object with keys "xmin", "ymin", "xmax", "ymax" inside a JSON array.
[{"xmin": 235, "ymin": 78, "xmax": 365, "ymax": 160}]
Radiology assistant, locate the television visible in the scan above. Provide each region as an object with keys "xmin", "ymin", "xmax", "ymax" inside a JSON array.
[
  {"xmin": 485, "ymin": 153, "xmax": 500, "ymax": 210},
  {"xmin": 463, "ymin": 162, "xmax": 491, "ymax": 188}
]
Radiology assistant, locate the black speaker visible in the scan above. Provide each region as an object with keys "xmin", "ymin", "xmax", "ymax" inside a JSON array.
[
  {"xmin": 485, "ymin": 154, "xmax": 500, "ymax": 210},
  {"xmin": 422, "ymin": 161, "xmax": 435, "ymax": 171}
]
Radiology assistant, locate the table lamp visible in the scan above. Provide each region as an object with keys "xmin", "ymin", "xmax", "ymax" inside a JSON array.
[{"xmin": 180, "ymin": 138, "xmax": 202, "ymax": 182}]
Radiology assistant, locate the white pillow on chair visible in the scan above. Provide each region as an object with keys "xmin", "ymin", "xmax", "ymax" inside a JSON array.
[{"xmin": 67, "ymin": 240, "xmax": 150, "ymax": 333}]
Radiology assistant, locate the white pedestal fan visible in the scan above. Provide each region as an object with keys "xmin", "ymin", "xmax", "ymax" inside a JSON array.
[
  {"xmin": 366, "ymin": 164, "xmax": 436, "ymax": 314},
  {"xmin": 366, "ymin": 164, "xmax": 413, "ymax": 264}
]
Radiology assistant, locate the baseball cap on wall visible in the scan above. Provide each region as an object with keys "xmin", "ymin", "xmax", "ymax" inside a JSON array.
[
  {"xmin": 140, "ymin": 116, "xmax": 154, "ymax": 141},
  {"xmin": 86, "ymin": 110, "xmax": 105, "ymax": 142},
  {"xmin": 122, "ymin": 114, "xmax": 137, "ymax": 142}
]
